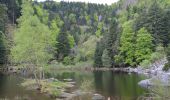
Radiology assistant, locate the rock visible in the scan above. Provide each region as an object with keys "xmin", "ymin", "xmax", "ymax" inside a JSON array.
[
  {"xmin": 48, "ymin": 78, "xmax": 58, "ymax": 82},
  {"xmin": 65, "ymin": 84, "xmax": 74, "ymax": 88},
  {"xmin": 63, "ymin": 79, "xmax": 73, "ymax": 82},
  {"xmin": 66, "ymin": 82, "xmax": 76, "ymax": 85},
  {"xmin": 72, "ymin": 90, "xmax": 91, "ymax": 96},
  {"xmin": 138, "ymin": 76, "xmax": 170, "ymax": 88},
  {"xmin": 138, "ymin": 79, "xmax": 152, "ymax": 88},
  {"xmin": 58, "ymin": 92, "xmax": 74, "ymax": 98},
  {"xmin": 92, "ymin": 94, "xmax": 105, "ymax": 100}
]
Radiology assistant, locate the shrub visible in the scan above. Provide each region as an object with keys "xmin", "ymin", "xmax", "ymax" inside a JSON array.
[
  {"xmin": 140, "ymin": 59, "xmax": 151, "ymax": 68},
  {"xmin": 80, "ymin": 79, "xmax": 93, "ymax": 92},
  {"xmin": 163, "ymin": 63, "xmax": 170, "ymax": 71},
  {"xmin": 62, "ymin": 56, "xmax": 74, "ymax": 65}
]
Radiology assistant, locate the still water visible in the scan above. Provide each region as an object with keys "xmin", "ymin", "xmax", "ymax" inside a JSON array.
[{"xmin": 0, "ymin": 71, "xmax": 148, "ymax": 100}]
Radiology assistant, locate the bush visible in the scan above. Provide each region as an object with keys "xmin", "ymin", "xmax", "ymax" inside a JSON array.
[
  {"xmin": 140, "ymin": 59, "xmax": 151, "ymax": 69},
  {"xmin": 62, "ymin": 56, "xmax": 74, "ymax": 65},
  {"xmin": 163, "ymin": 63, "xmax": 170, "ymax": 71},
  {"xmin": 80, "ymin": 79, "xmax": 93, "ymax": 92}
]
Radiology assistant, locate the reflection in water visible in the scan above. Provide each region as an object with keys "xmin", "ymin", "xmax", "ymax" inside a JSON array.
[
  {"xmin": 0, "ymin": 74, "xmax": 54, "ymax": 100},
  {"xmin": 93, "ymin": 71, "xmax": 147, "ymax": 100},
  {"xmin": 0, "ymin": 71, "xmax": 148, "ymax": 100},
  {"xmin": 46, "ymin": 70, "xmax": 148, "ymax": 100}
]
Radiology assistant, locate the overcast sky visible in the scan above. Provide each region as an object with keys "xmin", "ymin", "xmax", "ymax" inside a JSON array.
[{"xmin": 37, "ymin": 0, "xmax": 119, "ymax": 5}]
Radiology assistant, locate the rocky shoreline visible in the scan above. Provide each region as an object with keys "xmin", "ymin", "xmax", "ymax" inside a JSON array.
[{"xmin": 135, "ymin": 58, "xmax": 170, "ymax": 88}]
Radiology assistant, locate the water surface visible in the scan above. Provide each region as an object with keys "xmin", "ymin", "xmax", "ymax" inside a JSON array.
[{"xmin": 0, "ymin": 71, "xmax": 148, "ymax": 100}]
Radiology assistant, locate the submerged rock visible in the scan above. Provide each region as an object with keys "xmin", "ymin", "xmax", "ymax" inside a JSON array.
[
  {"xmin": 58, "ymin": 92, "xmax": 76, "ymax": 99},
  {"xmin": 63, "ymin": 79, "xmax": 73, "ymax": 82},
  {"xmin": 92, "ymin": 94, "xmax": 105, "ymax": 100}
]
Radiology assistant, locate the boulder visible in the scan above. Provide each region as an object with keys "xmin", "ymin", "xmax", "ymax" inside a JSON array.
[{"xmin": 138, "ymin": 79, "xmax": 153, "ymax": 88}]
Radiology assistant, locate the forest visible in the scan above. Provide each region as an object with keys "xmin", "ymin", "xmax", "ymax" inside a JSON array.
[
  {"xmin": 0, "ymin": 0, "xmax": 170, "ymax": 100},
  {"xmin": 0, "ymin": 0, "xmax": 169, "ymax": 69}
]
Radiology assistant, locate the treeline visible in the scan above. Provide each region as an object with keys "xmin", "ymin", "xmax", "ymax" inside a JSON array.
[
  {"xmin": 0, "ymin": 0, "xmax": 22, "ymax": 65},
  {"xmin": 31, "ymin": 1, "xmax": 118, "ymax": 65},
  {"xmin": 1, "ymin": 0, "xmax": 170, "ymax": 70},
  {"xmin": 94, "ymin": 0, "xmax": 170, "ymax": 69}
]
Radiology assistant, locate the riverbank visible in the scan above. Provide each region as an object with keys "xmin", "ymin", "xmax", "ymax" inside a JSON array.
[{"xmin": 136, "ymin": 58, "xmax": 170, "ymax": 89}]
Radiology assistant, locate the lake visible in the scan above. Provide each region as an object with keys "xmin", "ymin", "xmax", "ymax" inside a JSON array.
[{"xmin": 0, "ymin": 71, "xmax": 148, "ymax": 100}]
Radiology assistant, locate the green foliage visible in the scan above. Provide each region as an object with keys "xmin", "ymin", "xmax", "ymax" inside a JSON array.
[
  {"xmin": 3, "ymin": 0, "xmax": 170, "ymax": 68},
  {"xmin": 135, "ymin": 28, "xmax": 153, "ymax": 64},
  {"xmin": 164, "ymin": 45, "xmax": 170, "ymax": 71},
  {"xmin": 34, "ymin": 5, "xmax": 49, "ymax": 24},
  {"xmin": 140, "ymin": 60, "xmax": 151, "ymax": 69},
  {"xmin": 0, "ymin": 4, "xmax": 7, "ymax": 33},
  {"xmin": 63, "ymin": 56, "xmax": 74, "ymax": 65},
  {"xmin": 68, "ymin": 34, "xmax": 75, "ymax": 48},
  {"xmin": 94, "ymin": 41, "xmax": 104, "ymax": 67},
  {"xmin": 11, "ymin": 0, "xmax": 52, "ymax": 66},
  {"xmin": 117, "ymin": 23, "xmax": 153, "ymax": 67},
  {"xmin": 56, "ymin": 32, "xmax": 70, "ymax": 61},
  {"xmin": 78, "ymin": 35, "xmax": 99, "ymax": 61},
  {"xmin": 0, "ymin": 4, "xmax": 8, "ymax": 64},
  {"xmin": 0, "ymin": 33, "xmax": 7, "ymax": 64},
  {"xmin": 80, "ymin": 79, "xmax": 94, "ymax": 92},
  {"xmin": 163, "ymin": 63, "xmax": 170, "ymax": 71},
  {"xmin": 150, "ymin": 44, "xmax": 165, "ymax": 62},
  {"xmin": 95, "ymin": 22, "xmax": 103, "ymax": 37},
  {"xmin": 117, "ymin": 20, "xmax": 136, "ymax": 66},
  {"xmin": 102, "ymin": 49, "xmax": 112, "ymax": 67}
]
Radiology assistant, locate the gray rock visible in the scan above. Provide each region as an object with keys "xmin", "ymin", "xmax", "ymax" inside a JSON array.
[
  {"xmin": 92, "ymin": 94, "xmax": 105, "ymax": 100},
  {"xmin": 72, "ymin": 90, "xmax": 90, "ymax": 96},
  {"xmin": 138, "ymin": 79, "xmax": 153, "ymax": 88},
  {"xmin": 58, "ymin": 92, "xmax": 74, "ymax": 98},
  {"xmin": 48, "ymin": 78, "xmax": 58, "ymax": 82},
  {"xmin": 66, "ymin": 82, "xmax": 76, "ymax": 85}
]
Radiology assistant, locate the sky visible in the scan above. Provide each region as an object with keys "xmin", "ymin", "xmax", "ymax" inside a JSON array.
[{"xmin": 37, "ymin": 0, "xmax": 119, "ymax": 5}]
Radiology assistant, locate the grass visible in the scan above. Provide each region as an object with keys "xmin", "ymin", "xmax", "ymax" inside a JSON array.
[
  {"xmin": 48, "ymin": 61, "xmax": 93, "ymax": 70},
  {"xmin": 80, "ymin": 79, "xmax": 94, "ymax": 92},
  {"xmin": 21, "ymin": 79, "xmax": 67, "ymax": 97}
]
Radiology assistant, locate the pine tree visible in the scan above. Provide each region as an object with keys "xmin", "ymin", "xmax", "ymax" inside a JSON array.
[
  {"xmin": 0, "ymin": 4, "xmax": 8, "ymax": 64},
  {"xmin": 94, "ymin": 41, "xmax": 104, "ymax": 67},
  {"xmin": 56, "ymin": 32, "xmax": 70, "ymax": 61},
  {"xmin": 146, "ymin": 1, "xmax": 167, "ymax": 46},
  {"xmin": 102, "ymin": 49, "xmax": 112, "ymax": 67},
  {"xmin": 105, "ymin": 18, "xmax": 119, "ymax": 66}
]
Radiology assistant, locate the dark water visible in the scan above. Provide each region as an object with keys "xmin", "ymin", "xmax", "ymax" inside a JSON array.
[
  {"xmin": 0, "ymin": 71, "xmax": 148, "ymax": 100},
  {"xmin": 46, "ymin": 71, "xmax": 148, "ymax": 100},
  {"xmin": 0, "ymin": 74, "xmax": 53, "ymax": 100}
]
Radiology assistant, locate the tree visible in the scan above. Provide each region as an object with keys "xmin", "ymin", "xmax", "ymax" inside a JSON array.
[
  {"xmin": 56, "ymin": 32, "xmax": 70, "ymax": 61},
  {"xmin": 94, "ymin": 41, "xmax": 104, "ymax": 67},
  {"xmin": 0, "ymin": 4, "xmax": 8, "ymax": 64},
  {"xmin": 116, "ymin": 20, "xmax": 136, "ymax": 66},
  {"xmin": 34, "ymin": 5, "xmax": 49, "ymax": 25},
  {"xmin": 135, "ymin": 28, "xmax": 153, "ymax": 64},
  {"xmin": 68, "ymin": 34, "xmax": 75, "ymax": 48},
  {"xmin": 95, "ymin": 22, "xmax": 103, "ymax": 37},
  {"xmin": 11, "ymin": 0, "xmax": 52, "ymax": 86},
  {"xmin": 102, "ymin": 49, "xmax": 112, "ymax": 67},
  {"xmin": 146, "ymin": 1, "xmax": 167, "ymax": 46},
  {"xmin": 105, "ymin": 18, "xmax": 119, "ymax": 66}
]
